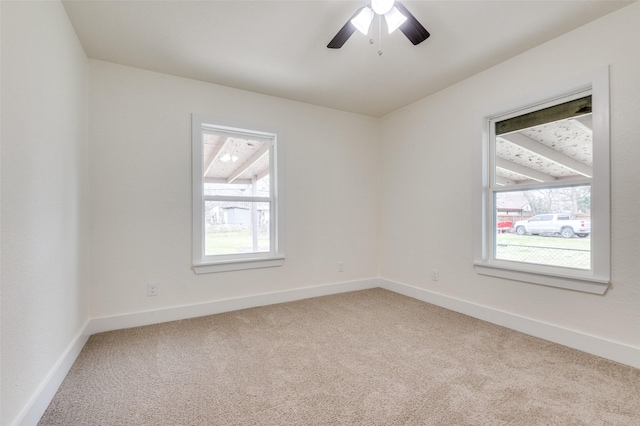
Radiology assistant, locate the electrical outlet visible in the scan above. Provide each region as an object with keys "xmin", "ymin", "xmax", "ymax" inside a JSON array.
[
  {"xmin": 338, "ymin": 261, "xmax": 344, "ymax": 272},
  {"xmin": 431, "ymin": 269, "xmax": 439, "ymax": 281},
  {"xmin": 147, "ymin": 283, "xmax": 158, "ymax": 297}
]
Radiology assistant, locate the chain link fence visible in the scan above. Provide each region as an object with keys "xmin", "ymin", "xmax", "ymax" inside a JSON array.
[{"xmin": 496, "ymin": 239, "xmax": 590, "ymax": 270}]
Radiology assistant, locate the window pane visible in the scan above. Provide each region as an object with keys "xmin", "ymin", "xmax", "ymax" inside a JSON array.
[
  {"xmin": 204, "ymin": 201, "xmax": 270, "ymax": 256},
  {"xmin": 203, "ymin": 133, "xmax": 270, "ymax": 197},
  {"xmin": 494, "ymin": 186, "xmax": 591, "ymax": 269},
  {"xmin": 494, "ymin": 100, "xmax": 592, "ymax": 189}
]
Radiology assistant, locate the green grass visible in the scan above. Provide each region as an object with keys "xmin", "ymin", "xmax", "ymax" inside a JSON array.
[
  {"xmin": 496, "ymin": 233, "xmax": 590, "ymax": 249},
  {"xmin": 205, "ymin": 228, "xmax": 269, "ymax": 256},
  {"xmin": 495, "ymin": 233, "xmax": 591, "ymax": 269}
]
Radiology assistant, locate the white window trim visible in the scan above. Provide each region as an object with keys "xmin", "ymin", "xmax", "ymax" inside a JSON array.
[
  {"xmin": 192, "ymin": 114, "xmax": 285, "ymax": 274},
  {"xmin": 473, "ymin": 67, "xmax": 610, "ymax": 294}
]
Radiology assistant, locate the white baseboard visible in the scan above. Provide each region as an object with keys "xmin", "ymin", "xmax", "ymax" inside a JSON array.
[
  {"xmin": 18, "ymin": 276, "xmax": 639, "ymax": 425},
  {"xmin": 19, "ymin": 278, "xmax": 379, "ymax": 425},
  {"xmin": 88, "ymin": 278, "xmax": 381, "ymax": 335},
  {"xmin": 15, "ymin": 320, "xmax": 92, "ymax": 426},
  {"xmin": 379, "ymin": 278, "xmax": 640, "ymax": 369}
]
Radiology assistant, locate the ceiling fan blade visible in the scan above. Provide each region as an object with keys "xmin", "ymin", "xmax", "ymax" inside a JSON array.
[
  {"xmin": 327, "ymin": 7, "xmax": 364, "ymax": 49},
  {"xmin": 394, "ymin": 2, "xmax": 430, "ymax": 45}
]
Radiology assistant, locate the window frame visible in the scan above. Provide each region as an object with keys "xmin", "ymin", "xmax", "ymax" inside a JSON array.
[
  {"xmin": 474, "ymin": 67, "xmax": 610, "ymax": 294},
  {"xmin": 192, "ymin": 114, "xmax": 285, "ymax": 274}
]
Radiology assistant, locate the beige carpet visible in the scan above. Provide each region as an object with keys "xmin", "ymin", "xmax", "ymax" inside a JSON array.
[{"xmin": 40, "ymin": 289, "xmax": 639, "ymax": 425}]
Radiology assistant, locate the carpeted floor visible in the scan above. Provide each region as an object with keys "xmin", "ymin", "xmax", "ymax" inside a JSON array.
[{"xmin": 40, "ymin": 288, "xmax": 640, "ymax": 425}]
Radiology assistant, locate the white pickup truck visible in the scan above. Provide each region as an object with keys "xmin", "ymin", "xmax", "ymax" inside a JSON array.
[{"xmin": 513, "ymin": 214, "xmax": 590, "ymax": 238}]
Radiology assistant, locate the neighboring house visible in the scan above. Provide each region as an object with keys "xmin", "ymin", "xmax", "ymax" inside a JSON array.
[{"xmin": 496, "ymin": 196, "xmax": 530, "ymax": 222}]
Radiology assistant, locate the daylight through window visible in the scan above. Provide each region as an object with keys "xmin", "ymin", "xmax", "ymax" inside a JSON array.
[
  {"xmin": 493, "ymin": 94, "xmax": 593, "ymax": 270},
  {"xmin": 475, "ymin": 68, "xmax": 610, "ymax": 294},
  {"xmin": 192, "ymin": 116, "xmax": 284, "ymax": 273}
]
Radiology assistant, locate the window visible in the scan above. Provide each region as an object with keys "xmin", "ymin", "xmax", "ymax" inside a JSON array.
[
  {"xmin": 192, "ymin": 115, "xmax": 284, "ymax": 273},
  {"xmin": 474, "ymin": 68, "xmax": 610, "ymax": 294}
]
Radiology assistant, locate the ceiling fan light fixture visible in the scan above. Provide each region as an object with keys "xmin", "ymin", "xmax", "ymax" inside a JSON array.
[
  {"xmin": 328, "ymin": 1, "xmax": 430, "ymax": 49},
  {"xmin": 351, "ymin": 7, "xmax": 374, "ymax": 34},
  {"xmin": 371, "ymin": 0, "xmax": 394, "ymax": 16},
  {"xmin": 384, "ymin": 6, "xmax": 407, "ymax": 33}
]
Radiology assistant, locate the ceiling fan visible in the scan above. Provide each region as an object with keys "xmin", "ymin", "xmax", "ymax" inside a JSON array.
[{"xmin": 327, "ymin": 0, "xmax": 430, "ymax": 49}]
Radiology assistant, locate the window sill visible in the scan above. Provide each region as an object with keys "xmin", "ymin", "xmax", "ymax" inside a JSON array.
[
  {"xmin": 194, "ymin": 256, "xmax": 285, "ymax": 274},
  {"xmin": 474, "ymin": 262, "xmax": 609, "ymax": 295}
]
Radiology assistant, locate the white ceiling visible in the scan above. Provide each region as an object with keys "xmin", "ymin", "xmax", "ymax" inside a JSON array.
[{"xmin": 62, "ymin": 0, "xmax": 632, "ymax": 117}]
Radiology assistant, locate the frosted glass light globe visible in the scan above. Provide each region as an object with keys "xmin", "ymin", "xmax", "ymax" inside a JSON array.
[{"xmin": 371, "ymin": 0, "xmax": 394, "ymax": 15}]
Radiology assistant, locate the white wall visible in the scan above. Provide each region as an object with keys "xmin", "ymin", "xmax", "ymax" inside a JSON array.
[
  {"xmin": 88, "ymin": 61, "xmax": 379, "ymax": 318},
  {"xmin": 379, "ymin": 3, "xmax": 640, "ymax": 349},
  {"xmin": 0, "ymin": 2, "xmax": 89, "ymax": 425}
]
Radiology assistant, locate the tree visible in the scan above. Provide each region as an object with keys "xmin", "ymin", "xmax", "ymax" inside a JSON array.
[{"xmin": 520, "ymin": 185, "xmax": 590, "ymax": 216}]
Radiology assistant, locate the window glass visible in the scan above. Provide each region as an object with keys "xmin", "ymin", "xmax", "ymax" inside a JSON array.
[
  {"xmin": 192, "ymin": 115, "xmax": 284, "ymax": 273},
  {"xmin": 494, "ymin": 186, "xmax": 591, "ymax": 270},
  {"xmin": 491, "ymin": 94, "xmax": 592, "ymax": 271},
  {"xmin": 204, "ymin": 201, "xmax": 270, "ymax": 256},
  {"xmin": 203, "ymin": 133, "xmax": 270, "ymax": 197},
  {"xmin": 475, "ymin": 69, "xmax": 610, "ymax": 294}
]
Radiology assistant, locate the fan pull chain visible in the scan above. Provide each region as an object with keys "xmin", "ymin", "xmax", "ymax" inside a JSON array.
[
  {"xmin": 378, "ymin": 14, "xmax": 383, "ymax": 56},
  {"xmin": 368, "ymin": 15, "xmax": 385, "ymax": 56}
]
